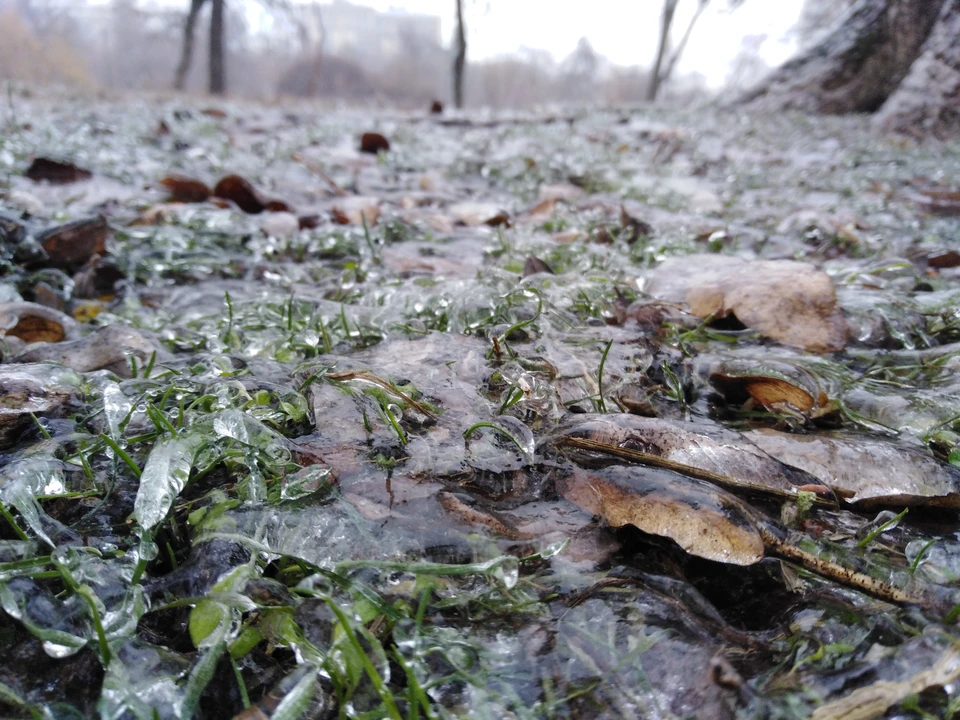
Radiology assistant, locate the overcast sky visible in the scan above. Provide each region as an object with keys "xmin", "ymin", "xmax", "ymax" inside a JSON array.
[{"xmin": 309, "ymin": 0, "xmax": 807, "ymax": 86}]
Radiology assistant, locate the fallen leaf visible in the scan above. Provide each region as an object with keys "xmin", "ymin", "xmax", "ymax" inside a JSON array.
[
  {"xmin": 331, "ymin": 196, "xmax": 380, "ymax": 226},
  {"xmin": 37, "ymin": 216, "xmax": 109, "ymax": 269},
  {"xmin": 552, "ymin": 231, "xmax": 586, "ymax": 244},
  {"xmin": 537, "ymin": 183, "xmax": 585, "ymax": 203},
  {"xmin": 263, "ymin": 199, "xmax": 293, "ymax": 213},
  {"xmin": 24, "ymin": 157, "xmax": 92, "ymax": 184},
  {"xmin": 13, "ymin": 324, "xmax": 164, "ymax": 376},
  {"xmin": 746, "ymin": 429, "xmax": 960, "ymax": 507},
  {"xmin": 0, "ymin": 364, "xmax": 80, "ymax": 450},
  {"xmin": 212, "ymin": 175, "xmax": 269, "ymax": 214},
  {"xmin": 0, "ymin": 302, "xmax": 79, "ymax": 343},
  {"xmin": 557, "ymin": 465, "xmax": 765, "ymax": 565},
  {"xmin": 555, "ymin": 414, "xmax": 819, "ymax": 497},
  {"xmin": 298, "ymin": 214, "xmax": 321, "ymax": 230},
  {"xmin": 360, "ymin": 132, "xmax": 390, "ymax": 154},
  {"xmin": 72, "ymin": 254, "xmax": 124, "ymax": 299},
  {"xmin": 200, "ymin": 107, "xmax": 227, "ymax": 118},
  {"xmin": 522, "ymin": 255, "xmax": 554, "ymax": 277},
  {"xmin": 160, "ymin": 174, "xmax": 212, "ymax": 203},
  {"xmin": 910, "ymin": 187, "xmax": 960, "ymax": 216},
  {"xmin": 619, "ymin": 205, "xmax": 654, "ymax": 243},
  {"xmin": 449, "ymin": 202, "xmax": 510, "ymax": 227},
  {"xmin": 706, "ymin": 358, "xmax": 836, "ymax": 418},
  {"xmin": 430, "ymin": 100, "xmax": 444, "ymax": 114},
  {"xmin": 811, "ymin": 639, "xmax": 960, "ymax": 720},
  {"xmin": 260, "ymin": 212, "xmax": 300, "ymax": 238},
  {"xmin": 526, "ymin": 197, "xmax": 556, "ymax": 220},
  {"xmin": 928, "ymin": 250, "xmax": 960, "ymax": 269},
  {"xmin": 645, "ymin": 255, "xmax": 848, "ymax": 353}
]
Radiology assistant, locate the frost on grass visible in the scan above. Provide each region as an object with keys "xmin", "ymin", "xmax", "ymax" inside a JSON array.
[{"xmin": 2, "ymin": 89, "xmax": 960, "ymax": 719}]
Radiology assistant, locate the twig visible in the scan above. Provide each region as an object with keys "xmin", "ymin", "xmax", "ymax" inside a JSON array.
[{"xmin": 292, "ymin": 152, "xmax": 348, "ymax": 196}]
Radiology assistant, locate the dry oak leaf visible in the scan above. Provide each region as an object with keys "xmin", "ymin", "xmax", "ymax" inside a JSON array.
[
  {"xmin": 558, "ymin": 465, "xmax": 765, "ymax": 565},
  {"xmin": 25, "ymin": 157, "xmax": 92, "ymax": 184},
  {"xmin": 646, "ymin": 255, "xmax": 848, "ymax": 353}
]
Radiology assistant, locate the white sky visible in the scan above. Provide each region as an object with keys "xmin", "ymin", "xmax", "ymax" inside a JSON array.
[{"xmin": 311, "ymin": 0, "xmax": 806, "ymax": 87}]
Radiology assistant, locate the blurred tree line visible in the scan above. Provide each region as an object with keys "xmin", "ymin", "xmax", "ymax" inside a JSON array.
[
  {"xmin": 1, "ymin": 0, "xmax": 954, "ymax": 135},
  {"xmin": 0, "ymin": 0, "xmax": 724, "ymax": 108}
]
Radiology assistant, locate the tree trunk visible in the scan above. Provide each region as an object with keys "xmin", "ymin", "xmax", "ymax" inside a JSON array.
[
  {"xmin": 872, "ymin": 0, "xmax": 960, "ymax": 138},
  {"xmin": 305, "ymin": 5, "xmax": 325, "ymax": 97},
  {"xmin": 209, "ymin": 0, "xmax": 226, "ymax": 95},
  {"xmin": 657, "ymin": 0, "xmax": 709, "ymax": 96},
  {"xmin": 173, "ymin": 0, "xmax": 206, "ymax": 91},
  {"xmin": 647, "ymin": 0, "xmax": 679, "ymax": 101},
  {"xmin": 739, "ymin": 0, "xmax": 944, "ymax": 114},
  {"xmin": 453, "ymin": 0, "xmax": 466, "ymax": 109}
]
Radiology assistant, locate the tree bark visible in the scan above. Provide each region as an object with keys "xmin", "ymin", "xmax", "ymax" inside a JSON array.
[
  {"xmin": 658, "ymin": 0, "xmax": 709, "ymax": 96},
  {"xmin": 174, "ymin": 0, "xmax": 206, "ymax": 91},
  {"xmin": 209, "ymin": 0, "xmax": 226, "ymax": 95},
  {"xmin": 739, "ymin": 0, "xmax": 944, "ymax": 114},
  {"xmin": 647, "ymin": 0, "xmax": 679, "ymax": 102},
  {"xmin": 872, "ymin": 0, "xmax": 960, "ymax": 138},
  {"xmin": 453, "ymin": 0, "xmax": 466, "ymax": 109}
]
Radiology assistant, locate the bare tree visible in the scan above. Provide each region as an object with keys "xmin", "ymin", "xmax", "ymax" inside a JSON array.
[
  {"xmin": 174, "ymin": 0, "xmax": 205, "ymax": 91},
  {"xmin": 453, "ymin": 0, "xmax": 466, "ymax": 108},
  {"xmin": 647, "ymin": 0, "xmax": 710, "ymax": 101},
  {"xmin": 647, "ymin": 0, "xmax": 678, "ymax": 101},
  {"xmin": 209, "ymin": 0, "xmax": 225, "ymax": 94}
]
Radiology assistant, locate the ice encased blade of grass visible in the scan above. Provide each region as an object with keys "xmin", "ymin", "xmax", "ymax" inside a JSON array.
[
  {"xmin": 0, "ymin": 457, "xmax": 67, "ymax": 547},
  {"xmin": 102, "ymin": 382, "xmax": 133, "ymax": 442},
  {"xmin": 133, "ymin": 434, "xmax": 203, "ymax": 531}
]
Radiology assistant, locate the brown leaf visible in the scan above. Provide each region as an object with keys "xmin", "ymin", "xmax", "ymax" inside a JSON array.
[
  {"xmin": 928, "ymin": 250, "xmax": 960, "ymax": 269},
  {"xmin": 160, "ymin": 175, "xmax": 212, "ymax": 203},
  {"xmin": 522, "ymin": 255, "xmax": 554, "ymax": 277},
  {"xmin": 298, "ymin": 214, "xmax": 321, "ymax": 230},
  {"xmin": 0, "ymin": 364, "xmax": 79, "ymax": 450},
  {"xmin": 526, "ymin": 197, "xmax": 556, "ymax": 220},
  {"xmin": 646, "ymin": 255, "xmax": 848, "ymax": 353},
  {"xmin": 0, "ymin": 302, "xmax": 79, "ymax": 344},
  {"xmin": 537, "ymin": 183, "xmax": 585, "ymax": 203},
  {"xmin": 13, "ymin": 324, "xmax": 163, "ymax": 376},
  {"xmin": 25, "ymin": 157, "xmax": 92, "ymax": 184},
  {"xmin": 557, "ymin": 465, "xmax": 765, "ymax": 565},
  {"xmin": 37, "ymin": 216, "xmax": 109, "ymax": 269},
  {"xmin": 706, "ymin": 359, "xmax": 835, "ymax": 417},
  {"xmin": 619, "ymin": 205, "xmax": 654, "ymax": 243},
  {"xmin": 331, "ymin": 196, "xmax": 380, "ymax": 226},
  {"xmin": 72, "ymin": 254, "xmax": 124, "ymax": 300},
  {"xmin": 911, "ymin": 188, "xmax": 960, "ymax": 216},
  {"xmin": 263, "ymin": 199, "xmax": 293, "ymax": 213},
  {"xmin": 360, "ymin": 132, "xmax": 390, "ymax": 154},
  {"xmin": 430, "ymin": 100, "xmax": 444, "ymax": 114},
  {"xmin": 449, "ymin": 202, "xmax": 510, "ymax": 227},
  {"xmin": 200, "ymin": 107, "xmax": 227, "ymax": 119},
  {"xmin": 212, "ymin": 175, "xmax": 269, "ymax": 214}
]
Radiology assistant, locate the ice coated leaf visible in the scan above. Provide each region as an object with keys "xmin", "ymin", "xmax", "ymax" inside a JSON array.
[
  {"xmin": 746, "ymin": 429, "xmax": 960, "ymax": 507},
  {"xmin": 645, "ymin": 255, "xmax": 848, "ymax": 353},
  {"xmin": 556, "ymin": 414, "xmax": 818, "ymax": 495},
  {"xmin": 134, "ymin": 434, "xmax": 203, "ymax": 531},
  {"xmin": 557, "ymin": 465, "xmax": 765, "ymax": 565}
]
